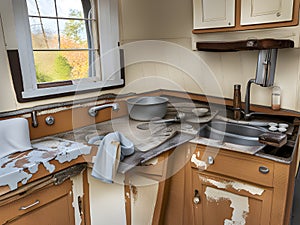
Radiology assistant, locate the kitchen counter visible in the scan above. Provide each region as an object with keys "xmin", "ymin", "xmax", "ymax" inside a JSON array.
[
  {"xmin": 55, "ymin": 112, "xmax": 298, "ymax": 167},
  {"xmin": 0, "ymin": 116, "xmax": 195, "ymax": 196},
  {"xmin": 54, "ymin": 116, "xmax": 196, "ymax": 173},
  {"xmin": 0, "ymin": 96, "xmax": 298, "ymax": 197}
]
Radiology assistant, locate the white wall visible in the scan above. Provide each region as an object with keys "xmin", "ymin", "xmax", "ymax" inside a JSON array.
[
  {"xmin": 120, "ymin": 0, "xmax": 300, "ymax": 111},
  {"xmin": 1, "ymin": 0, "xmax": 298, "ymax": 112}
]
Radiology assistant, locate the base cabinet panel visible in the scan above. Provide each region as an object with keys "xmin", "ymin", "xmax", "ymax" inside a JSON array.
[
  {"xmin": 192, "ymin": 170, "xmax": 272, "ymax": 225},
  {"xmin": 5, "ymin": 195, "xmax": 74, "ymax": 225},
  {"xmin": 0, "ymin": 180, "xmax": 75, "ymax": 225}
]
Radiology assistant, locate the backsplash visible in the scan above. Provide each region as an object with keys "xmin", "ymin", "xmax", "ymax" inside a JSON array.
[{"xmin": 124, "ymin": 46, "xmax": 300, "ymax": 111}]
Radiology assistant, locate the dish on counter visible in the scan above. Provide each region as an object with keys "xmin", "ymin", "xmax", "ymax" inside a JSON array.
[
  {"xmin": 126, "ymin": 96, "xmax": 169, "ymax": 121},
  {"xmin": 192, "ymin": 107, "xmax": 209, "ymax": 117}
]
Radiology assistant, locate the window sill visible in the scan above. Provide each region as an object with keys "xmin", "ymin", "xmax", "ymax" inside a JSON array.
[{"xmin": 22, "ymin": 79, "xmax": 124, "ymax": 99}]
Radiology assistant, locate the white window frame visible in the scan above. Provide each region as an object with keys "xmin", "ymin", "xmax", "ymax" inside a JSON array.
[{"xmin": 10, "ymin": 0, "xmax": 123, "ymax": 99}]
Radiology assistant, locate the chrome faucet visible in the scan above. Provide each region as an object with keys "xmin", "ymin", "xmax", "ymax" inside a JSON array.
[
  {"xmin": 88, "ymin": 103, "xmax": 120, "ymax": 117},
  {"xmin": 244, "ymin": 49, "xmax": 278, "ymax": 120}
]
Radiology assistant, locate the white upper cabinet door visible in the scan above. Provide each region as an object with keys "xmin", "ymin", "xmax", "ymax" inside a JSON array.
[
  {"xmin": 240, "ymin": 0, "xmax": 294, "ymax": 25},
  {"xmin": 193, "ymin": 0, "xmax": 235, "ymax": 29}
]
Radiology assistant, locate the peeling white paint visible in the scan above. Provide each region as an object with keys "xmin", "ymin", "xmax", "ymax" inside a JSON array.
[
  {"xmin": 205, "ymin": 186, "xmax": 249, "ymax": 225},
  {"xmin": 143, "ymin": 157, "xmax": 158, "ymax": 166},
  {"xmin": 199, "ymin": 175, "xmax": 265, "ymax": 196},
  {"xmin": 204, "ymin": 177, "xmax": 227, "ymax": 189},
  {"xmin": 231, "ymin": 182, "xmax": 265, "ymax": 196},
  {"xmin": 32, "ymin": 137, "xmax": 91, "ymax": 164},
  {"xmin": 0, "ymin": 164, "xmax": 32, "ymax": 190},
  {"xmin": 191, "ymin": 154, "xmax": 207, "ymax": 169},
  {"xmin": 71, "ymin": 173, "xmax": 84, "ymax": 225},
  {"xmin": 0, "ymin": 137, "xmax": 91, "ymax": 191}
]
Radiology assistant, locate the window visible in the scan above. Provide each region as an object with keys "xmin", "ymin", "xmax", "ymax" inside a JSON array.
[
  {"xmin": 7, "ymin": 0, "xmax": 123, "ymax": 101},
  {"xmin": 27, "ymin": 0, "xmax": 95, "ymax": 83}
]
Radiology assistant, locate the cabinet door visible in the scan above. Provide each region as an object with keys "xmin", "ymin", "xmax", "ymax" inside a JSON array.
[
  {"xmin": 193, "ymin": 0, "xmax": 235, "ymax": 29},
  {"xmin": 5, "ymin": 194, "xmax": 75, "ymax": 225},
  {"xmin": 0, "ymin": 180, "xmax": 75, "ymax": 225},
  {"xmin": 241, "ymin": 0, "xmax": 294, "ymax": 25},
  {"xmin": 192, "ymin": 170, "xmax": 272, "ymax": 225}
]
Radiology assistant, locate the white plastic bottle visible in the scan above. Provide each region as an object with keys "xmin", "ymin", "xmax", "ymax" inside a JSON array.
[{"xmin": 271, "ymin": 86, "xmax": 281, "ymax": 110}]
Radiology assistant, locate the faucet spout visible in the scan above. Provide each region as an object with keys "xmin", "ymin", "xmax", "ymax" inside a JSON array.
[
  {"xmin": 88, "ymin": 103, "xmax": 120, "ymax": 117},
  {"xmin": 244, "ymin": 79, "xmax": 255, "ymax": 120}
]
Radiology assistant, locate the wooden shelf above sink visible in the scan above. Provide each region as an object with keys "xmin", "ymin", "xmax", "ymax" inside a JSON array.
[{"xmin": 196, "ymin": 39, "xmax": 294, "ymax": 52}]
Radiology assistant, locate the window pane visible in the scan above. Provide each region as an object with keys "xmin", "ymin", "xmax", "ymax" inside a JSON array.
[
  {"xmin": 56, "ymin": 0, "xmax": 85, "ymax": 18},
  {"xmin": 29, "ymin": 18, "xmax": 59, "ymax": 49},
  {"xmin": 34, "ymin": 51, "xmax": 89, "ymax": 83},
  {"xmin": 59, "ymin": 19, "xmax": 88, "ymax": 49},
  {"xmin": 27, "ymin": 0, "xmax": 56, "ymax": 17}
]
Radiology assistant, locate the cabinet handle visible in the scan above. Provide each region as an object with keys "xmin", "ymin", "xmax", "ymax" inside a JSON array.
[
  {"xmin": 259, "ymin": 166, "xmax": 270, "ymax": 174},
  {"xmin": 19, "ymin": 200, "xmax": 40, "ymax": 210}
]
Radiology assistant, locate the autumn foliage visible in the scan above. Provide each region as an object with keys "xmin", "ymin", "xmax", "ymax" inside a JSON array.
[{"xmin": 32, "ymin": 9, "xmax": 90, "ymax": 83}]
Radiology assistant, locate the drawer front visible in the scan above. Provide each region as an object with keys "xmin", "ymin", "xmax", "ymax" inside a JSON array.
[
  {"xmin": 191, "ymin": 146, "xmax": 274, "ymax": 187},
  {"xmin": 0, "ymin": 180, "xmax": 72, "ymax": 224}
]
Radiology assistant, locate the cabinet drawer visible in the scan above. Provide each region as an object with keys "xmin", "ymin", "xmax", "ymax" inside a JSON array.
[
  {"xmin": 0, "ymin": 180, "xmax": 72, "ymax": 224},
  {"xmin": 191, "ymin": 146, "xmax": 274, "ymax": 187}
]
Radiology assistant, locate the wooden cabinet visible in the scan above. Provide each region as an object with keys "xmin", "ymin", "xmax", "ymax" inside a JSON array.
[
  {"xmin": 192, "ymin": 170, "xmax": 273, "ymax": 225},
  {"xmin": 240, "ymin": 0, "xmax": 294, "ymax": 25},
  {"xmin": 193, "ymin": 0, "xmax": 235, "ymax": 29},
  {"xmin": 193, "ymin": 0, "xmax": 299, "ymax": 33},
  {"xmin": 157, "ymin": 143, "xmax": 298, "ymax": 225},
  {"xmin": 0, "ymin": 179, "xmax": 75, "ymax": 225},
  {"xmin": 189, "ymin": 144, "xmax": 297, "ymax": 225}
]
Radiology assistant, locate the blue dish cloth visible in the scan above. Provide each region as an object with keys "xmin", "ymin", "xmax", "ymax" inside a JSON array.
[{"xmin": 91, "ymin": 132, "xmax": 134, "ymax": 183}]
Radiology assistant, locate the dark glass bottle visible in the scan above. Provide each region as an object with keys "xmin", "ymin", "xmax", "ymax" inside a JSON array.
[{"xmin": 233, "ymin": 84, "xmax": 241, "ymax": 120}]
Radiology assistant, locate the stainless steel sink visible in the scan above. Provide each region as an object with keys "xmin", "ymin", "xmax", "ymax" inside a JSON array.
[{"xmin": 198, "ymin": 120, "xmax": 268, "ymax": 148}]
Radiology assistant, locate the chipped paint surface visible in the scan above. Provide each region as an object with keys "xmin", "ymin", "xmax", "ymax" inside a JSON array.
[
  {"xmin": 143, "ymin": 157, "xmax": 158, "ymax": 166},
  {"xmin": 191, "ymin": 154, "xmax": 207, "ymax": 169},
  {"xmin": 71, "ymin": 173, "xmax": 84, "ymax": 225},
  {"xmin": 0, "ymin": 137, "xmax": 91, "ymax": 191},
  {"xmin": 205, "ymin": 186, "xmax": 249, "ymax": 225},
  {"xmin": 199, "ymin": 175, "xmax": 265, "ymax": 196},
  {"xmin": 231, "ymin": 182, "xmax": 264, "ymax": 196}
]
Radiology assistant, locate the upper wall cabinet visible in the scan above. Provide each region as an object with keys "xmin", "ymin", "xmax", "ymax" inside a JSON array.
[
  {"xmin": 193, "ymin": 0, "xmax": 235, "ymax": 29},
  {"xmin": 241, "ymin": 0, "xmax": 294, "ymax": 25},
  {"xmin": 193, "ymin": 0, "xmax": 299, "ymax": 33}
]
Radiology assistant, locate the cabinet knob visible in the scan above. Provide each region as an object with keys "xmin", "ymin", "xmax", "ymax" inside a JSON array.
[
  {"xmin": 259, "ymin": 166, "xmax": 269, "ymax": 174},
  {"xmin": 276, "ymin": 12, "xmax": 281, "ymax": 17},
  {"xmin": 207, "ymin": 156, "xmax": 214, "ymax": 165},
  {"xmin": 193, "ymin": 190, "xmax": 200, "ymax": 204},
  {"xmin": 45, "ymin": 116, "xmax": 55, "ymax": 125},
  {"xmin": 193, "ymin": 196, "xmax": 200, "ymax": 205}
]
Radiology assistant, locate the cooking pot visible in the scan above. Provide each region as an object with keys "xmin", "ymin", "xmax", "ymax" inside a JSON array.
[{"xmin": 126, "ymin": 96, "xmax": 169, "ymax": 121}]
